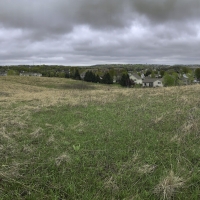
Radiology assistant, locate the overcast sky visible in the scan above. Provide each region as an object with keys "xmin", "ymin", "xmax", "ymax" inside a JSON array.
[{"xmin": 0, "ymin": 0, "xmax": 200, "ymax": 66}]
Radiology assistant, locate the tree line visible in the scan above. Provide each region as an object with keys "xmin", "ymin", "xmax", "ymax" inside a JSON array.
[
  {"xmin": 1, "ymin": 65, "xmax": 200, "ymax": 87},
  {"xmin": 72, "ymin": 69, "xmax": 138, "ymax": 87}
]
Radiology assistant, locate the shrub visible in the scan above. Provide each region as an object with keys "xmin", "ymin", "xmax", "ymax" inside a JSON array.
[{"xmin": 163, "ymin": 73, "xmax": 175, "ymax": 86}]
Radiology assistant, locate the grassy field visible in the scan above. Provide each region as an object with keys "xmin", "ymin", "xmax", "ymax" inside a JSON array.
[{"xmin": 0, "ymin": 76, "xmax": 200, "ymax": 200}]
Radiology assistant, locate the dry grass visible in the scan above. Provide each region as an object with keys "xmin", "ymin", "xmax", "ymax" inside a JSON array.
[
  {"xmin": 0, "ymin": 161, "xmax": 21, "ymax": 179},
  {"xmin": 138, "ymin": 164, "xmax": 156, "ymax": 174},
  {"xmin": 104, "ymin": 176, "xmax": 119, "ymax": 194},
  {"xmin": 30, "ymin": 128, "xmax": 43, "ymax": 138},
  {"xmin": 1, "ymin": 77, "xmax": 200, "ymax": 110},
  {"xmin": 0, "ymin": 76, "xmax": 130, "ymax": 108},
  {"xmin": 55, "ymin": 154, "xmax": 71, "ymax": 166},
  {"xmin": 154, "ymin": 171, "xmax": 184, "ymax": 200},
  {"xmin": 0, "ymin": 76, "xmax": 200, "ymax": 199}
]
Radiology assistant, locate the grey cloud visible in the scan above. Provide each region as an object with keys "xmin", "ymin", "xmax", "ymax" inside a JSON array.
[
  {"xmin": 1, "ymin": 0, "xmax": 199, "ymax": 36},
  {"xmin": 0, "ymin": 0, "xmax": 132, "ymax": 35},
  {"xmin": 1, "ymin": 0, "xmax": 200, "ymax": 29},
  {"xmin": 132, "ymin": 0, "xmax": 200, "ymax": 23},
  {"xmin": 0, "ymin": 0, "xmax": 200, "ymax": 65}
]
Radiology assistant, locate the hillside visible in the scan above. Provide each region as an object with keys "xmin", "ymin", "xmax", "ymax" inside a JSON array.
[{"xmin": 0, "ymin": 76, "xmax": 200, "ymax": 199}]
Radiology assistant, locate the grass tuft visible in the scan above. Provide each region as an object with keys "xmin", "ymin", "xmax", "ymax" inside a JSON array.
[
  {"xmin": 154, "ymin": 170, "xmax": 184, "ymax": 200},
  {"xmin": 55, "ymin": 154, "xmax": 71, "ymax": 166}
]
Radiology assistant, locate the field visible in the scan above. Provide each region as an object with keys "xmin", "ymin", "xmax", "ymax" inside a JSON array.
[{"xmin": 0, "ymin": 76, "xmax": 200, "ymax": 200}]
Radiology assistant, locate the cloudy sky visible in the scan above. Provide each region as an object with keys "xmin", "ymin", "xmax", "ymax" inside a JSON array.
[{"xmin": 0, "ymin": 0, "xmax": 200, "ymax": 66}]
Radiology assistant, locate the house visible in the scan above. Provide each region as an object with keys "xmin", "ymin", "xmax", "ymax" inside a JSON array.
[
  {"xmin": 142, "ymin": 78, "xmax": 163, "ymax": 87},
  {"xmin": 20, "ymin": 72, "xmax": 42, "ymax": 77},
  {"xmin": 0, "ymin": 72, "xmax": 7, "ymax": 76},
  {"xmin": 113, "ymin": 75, "xmax": 121, "ymax": 83},
  {"xmin": 80, "ymin": 72, "xmax": 86, "ymax": 80},
  {"xmin": 182, "ymin": 74, "xmax": 189, "ymax": 85},
  {"xmin": 141, "ymin": 73, "xmax": 145, "ymax": 79},
  {"xmin": 128, "ymin": 73, "xmax": 143, "ymax": 84},
  {"xmin": 193, "ymin": 80, "xmax": 199, "ymax": 83}
]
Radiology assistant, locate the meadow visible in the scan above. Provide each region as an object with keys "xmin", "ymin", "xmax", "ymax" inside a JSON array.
[{"xmin": 0, "ymin": 76, "xmax": 200, "ymax": 199}]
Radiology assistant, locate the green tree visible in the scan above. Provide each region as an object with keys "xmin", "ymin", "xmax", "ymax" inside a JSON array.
[
  {"xmin": 84, "ymin": 71, "xmax": 92, "ymax": 82},
  {"xmin": 145, "ymin": 69, "xmax": 152, "ymax": 77},
  {"xmin": 182, "ymin": 67, "xmax": 190, "ymax": 74},
  {"xmin": 49, "ymin": 71, "xmax": 55, "ymax": 77},
  {"xmin": 65, "ymin": 71, "xmax": 70, "ymax": 78},
  {"xmin": 188, "ymin": 74, "xmax": 194, "ymax": 84},
  {"xmin": 95, "ymin": 74, "xmax": 100, "ymax": 83},
  {"xmin": 172, "ymin": 72, "xmax": 179, "ymax": 85},
  {"xmin": 84, "ymin": 71, "xmax": 96, "ymax": 82},
  {"xmin": 101, "ymin": 72, "xmax": 113, "ymax": 84},
  {"xmin": 119, "ymin": 74, "xmax": 131, "ymax": 87},
  {"xmin": 74, "ymin": 69, "xmax": 81, "ymax": 80},
  {"xmin": 160, "ymin": 70, "xmax": 165, "ymax": 77},
  {"xmin": 151, "ymin": 71, "xmax": 155, "ymax": 78},
  {"xmin": 163, "ymin": 73, "xmax": 175, "ymax": 86},
  {"xmin": 109, "ymin": 68, "xmax": 116, "ymax": 78},
  {"xmin": 69, "ymin": 68, "xmax": 74, "ymax": 78},
  {"xmin": 58, "ymin": 72, "xmax": 65, "ymax": 78},
  {"xmin": 195, "ymin": 68, "xmax": 200, "ymax": 80},
  {"xmin": 7, "ymin": 70, "xmax": 19, "ymax": 76}
]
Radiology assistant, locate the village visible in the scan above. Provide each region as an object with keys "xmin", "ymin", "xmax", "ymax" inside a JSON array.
[{"xmin": 0, "ymin": 64, "xmax": 200, "ymax": 87}]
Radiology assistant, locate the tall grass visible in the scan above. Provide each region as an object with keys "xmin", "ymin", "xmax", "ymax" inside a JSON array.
[{"xmin": 0, "ymin": 76, "xmax": 200, "ymax": 199}]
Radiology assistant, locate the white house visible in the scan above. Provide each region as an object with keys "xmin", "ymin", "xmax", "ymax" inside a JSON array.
[
  {"xmin": 141, "ymin": 73, "xmax": 145, "ymax": 79},
  {"xmin": 80, "ymin": 72, "xmax": 86, "ymax": 80},
  {"xmin": 129, "ymin": 73, "xmax": 143, "ymax": 84},
  {"xmin": 0, "ymin": 72, "xmax": 7, "ymax": 76},
  {"xmin": 20, "ymin": 72, "xmax": 42, "ymax": 77},
  {"xmin": 142, "ymin": 78, "xmax": 163, "ymax": 87}
]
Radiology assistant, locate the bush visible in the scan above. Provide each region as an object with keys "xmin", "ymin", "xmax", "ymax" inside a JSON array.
[
  {"xmin": 163, "ymin": 73, "xmax": 175, "ymax": 86},
  {"xmin": 7, "ymin": 70, "xmax": 19, "ymax": 76}
]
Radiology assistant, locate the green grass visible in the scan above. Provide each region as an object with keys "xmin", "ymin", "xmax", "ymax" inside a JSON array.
[{"xmin": 0, "ymin": 77, "xmax": 200, "ymax": 199}]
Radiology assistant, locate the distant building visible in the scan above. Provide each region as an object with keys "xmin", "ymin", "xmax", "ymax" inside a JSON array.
[
  {"xmin": 128, "ymin": 73, "xmax": 143, "ymax": 84},
  {"xmin": 80, "ymin": 71, "xmax": 86, "ymax": 80},
  {"xmin": 0, "ymin": 72, "xmax": 7, "ymax": 76},
  {"xmin": 142, "ymin": 78, "xmax": 163, "ymax": 87},
  {"xmin": 20, "ymin": 72, "xmax": 42, "ymax": 77},
  {"xmin": 113, "ymin": 75, "xmax": 121, "ymax": 83},
  {"xmin": 181, "ymin": 74, "xmax": 189, "ymax": 85},
  {"xmin": 141, "ymin": 73, "xmax": 145, "ymax": 79}
]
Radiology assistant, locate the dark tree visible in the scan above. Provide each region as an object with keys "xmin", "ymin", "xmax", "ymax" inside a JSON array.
[
  {"xmin": 182, "ymin": 67, "xmax": 190, "ymax": 74},
  {"xmin": 74, "ymin": 69, "xmax": 81, "ymax": 80},
  {"xmin": 160, "ymin": 70, "xmax": 165, "ymax": 77},
  {"xmin": 195, "ymin": 68, "xmax": 200, "ymax": 80},
  {"xmin": 95, "ymin": 74, "xmax": 100, "ymax": 83},
  {"xmin": 84, "ymin": 71, "xmax": 96, "ymax": 82},
  {"xmin": 145, "ymin": 69, "xmax": 152, "ymax": 77},
  {"xmin": 101, "ymin": 72, "xmax": 113, "ymax": 84},
  {"xmin": 84, "ymin": 71, "xmax": 91, "ymax": 82},
  {"xmin": 65, "ymin": 72, "xmax": 70, "ymax": 78},
  {"xmin": 119, "ymin": 74, "xmax": 132, "ymax": 87}
]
